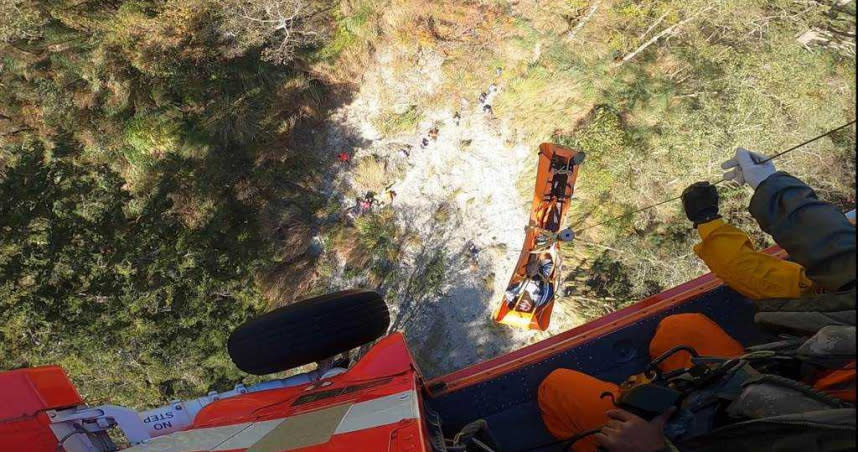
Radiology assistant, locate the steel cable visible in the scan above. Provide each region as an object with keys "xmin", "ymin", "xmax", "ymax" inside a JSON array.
[{"xmin": 575, "ymin": 120, "xmax": 856, "ymax": 233}]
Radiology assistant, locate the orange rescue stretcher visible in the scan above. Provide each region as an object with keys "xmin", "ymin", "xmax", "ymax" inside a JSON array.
[{"xmin": 493, "ymin": 143, "xmax": 584, "ymax": 330}]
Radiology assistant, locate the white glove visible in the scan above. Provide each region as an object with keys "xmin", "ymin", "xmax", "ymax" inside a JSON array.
[{"xmin": 721, "ymin": 147, "xmax": 776, "ymax": 189}]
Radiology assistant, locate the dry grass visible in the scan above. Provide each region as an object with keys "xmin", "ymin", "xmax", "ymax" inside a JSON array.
[
  {"xmin": 373, "ymin": 105, "xmax": 422, "ymax": 136},
  {"xmin": 352, "ymin": 155, "xmax": 391, "ymax": 195},
  {"xmin": 495, "ymin": 66, "xmax": 592, "ymax": 140},
  {"xmin": 260, "ymin": 257, "xmax": 319, "ymax": 307}
]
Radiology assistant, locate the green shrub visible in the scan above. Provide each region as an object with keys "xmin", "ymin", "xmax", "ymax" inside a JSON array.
[{"xmin": 373, "ymin": 105, "xmax": 422, "ymax": 137}]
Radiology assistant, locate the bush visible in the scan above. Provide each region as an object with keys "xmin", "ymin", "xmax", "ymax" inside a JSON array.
[{"xmin": 352, "ymin": 155, "xmax": 391, "ymax": 195}]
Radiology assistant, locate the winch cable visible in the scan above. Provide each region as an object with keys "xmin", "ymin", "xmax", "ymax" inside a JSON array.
[
  {"xmin": 574, "ymin": 120, "xmax": 856, "ymax": 233},
  {"xmin": 492, "ymin": 121, "xmax": 855, "ymax": 261}
]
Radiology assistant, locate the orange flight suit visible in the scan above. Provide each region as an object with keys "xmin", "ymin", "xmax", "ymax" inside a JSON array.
[{"xmin": 539, "ymin": 313, "xmax": 744, "ymax": 452}]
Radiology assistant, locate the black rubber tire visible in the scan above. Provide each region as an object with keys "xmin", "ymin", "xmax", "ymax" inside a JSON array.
[{"xmin": 228, "ymin": 289, "xmax": 390, "ymax": 375}]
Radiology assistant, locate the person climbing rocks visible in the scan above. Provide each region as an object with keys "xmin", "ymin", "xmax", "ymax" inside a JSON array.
[
  {"xmin": 364, "ymin": 191, "xmax": 377, "ymax": 208},
  {"xmin": 337, "ymin": 151, "xmax": 351, "ymax": 164},
  {"xmin": 354, "ymin": 196, "xmax": 369, "ymax": 215},
  {"xmin": 453, "ymin": 111, "xmax": 461, "ymax": 126},
  {"xmin": 467, "ymin": 241, "xmax": 479, "ymax": 258},
  {"xmin": 352, "ymin": 191, "xmax": 378, "ymax": 216},
  {"xmin": 479, "ymin": 84, "xmax": 497, "ymax": 116},
  {"xmin": 537, "ymin": 147, "xmax": 856, "ymax": 452},
  {"xmin": 420, "ymin": 137, "xmax": 430, "ymax": 149},
  {"xmin": 429, "ymin": 126, "xmax": 439, "ymax": 141}
]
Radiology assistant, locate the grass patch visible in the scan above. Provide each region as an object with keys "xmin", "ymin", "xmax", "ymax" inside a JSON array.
[
  {"xmin": 373, "ymin": 105, "xmax": 422, "ymax": 137},
  {"xmin": 352, "ymin": 155, "xmax": 391, "ymax": 194},
  {"xmin": 319, "ymin": 1, "xmax": 380, "ymax": 61},
  {"xmin": 411, "ymin": 248, "xmax": 448, "ymax": 297},
  {"xmin": 341, "ymin": 209, "xmax": 403, "ymax": 282}
]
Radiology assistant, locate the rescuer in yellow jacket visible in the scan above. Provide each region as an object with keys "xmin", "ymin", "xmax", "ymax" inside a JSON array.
[
  {"xmin": 690, "ymin": 218, "xmax": 814, "ymax": 299},
  {"xmin": 680, "ymin": 147, "xmax": 840, "ymax": 300},
  {"xmin": 681, "ymin": 176, "xmax": 813, "ymax": 301}
]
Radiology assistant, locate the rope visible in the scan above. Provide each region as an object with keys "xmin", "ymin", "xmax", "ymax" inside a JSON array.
[
  {"xmin": 744, "ymin": 373, "xmax": 846, "ymax": 408},
  {"xmin": 575, "ymin": 120, "xmax": 856, "ymax": 232},
  {"xmin": 758, "ymin": 120, "xmax": 856, "ymax": 164}
]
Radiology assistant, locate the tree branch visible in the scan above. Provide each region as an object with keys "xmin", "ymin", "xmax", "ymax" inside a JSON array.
[
  {"xmin": 618, "ymin": 6, "xmax": 713, "ymax": 65},
  {"xmin": 638, "ymin": 10, "xmax": 671, "ymax": 40},
  {"xmin": 566, "ymin": 0, "xmax": 602, "ymax": 42}
]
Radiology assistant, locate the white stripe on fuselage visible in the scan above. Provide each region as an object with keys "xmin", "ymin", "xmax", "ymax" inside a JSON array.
[
  {"xmin": 124, "ymin": 390, "xmax": 418, "ymax": 452},
  {"xmin": 333, "ymin": 390, "xmax": 419, "ymax": 435}
]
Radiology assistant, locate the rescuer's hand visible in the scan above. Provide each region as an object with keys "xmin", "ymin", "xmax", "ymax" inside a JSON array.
[
  {"xmin": 681, "ymin": 182, "xmax": 721, "ymax": 227},
  {"xmin": 721, "ymin": 147, "xmax": 776, "ymax": 189},
  {"xmin": 595, "ymin": 408, "xmax": 675, "ymax": 452}
]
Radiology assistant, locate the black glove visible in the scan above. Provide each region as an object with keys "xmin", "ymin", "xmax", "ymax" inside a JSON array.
[{"xmin": 681, "ymin": 182, "xmax": 720, "ymax": 227}]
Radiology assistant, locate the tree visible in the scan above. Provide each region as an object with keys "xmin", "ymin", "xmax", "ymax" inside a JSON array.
[
  {"xmin": 219, "ymin": 0, "xmax": 333, "ymax": 63},
  {"xmin": 0, "ymin": 142, "xmax": 270, "ymax": 407}
]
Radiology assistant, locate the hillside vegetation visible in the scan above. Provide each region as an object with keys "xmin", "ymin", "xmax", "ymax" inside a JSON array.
[{"xmin": 1, "ymin": 0, "xmax": 855, "ymax": 409}]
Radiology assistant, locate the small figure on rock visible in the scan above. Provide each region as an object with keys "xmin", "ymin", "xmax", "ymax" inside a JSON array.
[
  {"xmin": 467, "ymin": 241, "xmax": 479, "ymax": 258},
  {"xmin": 453, "ymin": 111, "xmax": 461, "ymax": 126},
  {"xmin": 337, "ymin": 152, "xmax": 351, "ymax": 164},
  {"xmin": 353, "ymin": 191, "xmax": 378, "ymax": 216},
  {"xmin": 355, "ymin": 196, "xmax": 369, "ymax": 214},
  {"xmin": 365, "ymin": 191, "xmax": 377, "ymax": 207},
  {"xmin": 420, "ymin": 137, "xmax": 430, "ymax": 149},
  {"xmin": 428, "ymin": 127, "xmax": 439, "ymax": 141},
  {"xmin": 308, "ymin": 235, "xmax": 324, "ymax": 258}
]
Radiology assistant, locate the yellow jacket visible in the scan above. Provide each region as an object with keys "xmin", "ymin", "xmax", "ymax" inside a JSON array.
[{"xmin": 694, "ymin": 219, "xmax": 814, "ymax": 300}]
